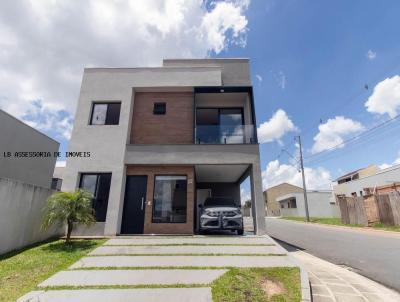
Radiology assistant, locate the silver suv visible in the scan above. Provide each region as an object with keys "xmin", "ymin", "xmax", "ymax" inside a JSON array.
[{"xmin": 199, "ymin": 197, "xmax": 244, "ymax": 235}]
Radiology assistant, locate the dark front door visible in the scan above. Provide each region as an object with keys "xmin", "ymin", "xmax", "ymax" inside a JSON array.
[{"xmin": 121, "ymin": 176, "xmax": 147, "ymax": 234}]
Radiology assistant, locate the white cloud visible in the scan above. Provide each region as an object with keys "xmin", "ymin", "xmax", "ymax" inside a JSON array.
[
  {"xmin": 240, "ymin": 188, "xmax": 251, "ymax": 203},
  {"xmin": 365, "ymin": 75, "xmax": 400, "ymax": 118},
  {"xmin": 0, "ymin": 0, "xmax": 250, "ymax": 140},
  {"xmin": 262, "ymin": 160, "xmax": 332, "ymax": 190},
  {"xmin": 257, "ymin": 109, "xmax": 298, "ymax": 144},
  {"xmin": 273, "ymin": 71, "xmax": 286, "ymax": 89},
  {"xmin": 311, "ymin": 116, "xmax": 364, "ymax": 154},
  {"xmin": 379, "ymin": 151, "xmax": 400, "ymax": 169},
  {"xmin": 255, "ymin": 74, "xmax": 263, "ymax": 83},
  {"xmin": 366, "ymin": 49, "xmax": 377, "ymax": 60}
]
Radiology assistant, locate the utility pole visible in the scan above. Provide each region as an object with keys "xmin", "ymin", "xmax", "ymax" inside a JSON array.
[{"xmin": 297, "ymin": 135, "xmax": 310, "ymax": 222}]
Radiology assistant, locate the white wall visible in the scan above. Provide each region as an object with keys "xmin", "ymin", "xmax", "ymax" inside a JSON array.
[
  {"xmin": 0, "ymin": 110, "xmax": 59, "ymax": 188},
  {"xmin": 0, "ymin": 178, "xmax": 63, "ymax": 254},
  {"xmin": 280, "ymin": 192, "xmax": 340, "ymax": 218},
  {"xmin": 333, "ymin": 165, "xmax": 400, "ymax": 197}
]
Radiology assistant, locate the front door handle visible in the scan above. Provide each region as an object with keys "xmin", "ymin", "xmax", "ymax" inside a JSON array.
[{"xmin": 141, "ymin": 197, "xmax": 144, "ymax": 210}]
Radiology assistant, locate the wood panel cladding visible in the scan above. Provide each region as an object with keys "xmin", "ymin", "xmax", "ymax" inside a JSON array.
[{"xmin": 130, "ymin": 92, "xmax": 194, "ymax": 144}]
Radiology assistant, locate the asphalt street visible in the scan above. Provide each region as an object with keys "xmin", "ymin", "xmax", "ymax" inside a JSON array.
[{"xmin": 265, "ymin": 218, "xmax": 400, "ymax": 292}]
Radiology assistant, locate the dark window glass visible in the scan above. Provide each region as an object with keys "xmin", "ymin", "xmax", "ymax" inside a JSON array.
[
  {"xmin": 79, "ymin": 173, "xmax": 112, "ymax": 222},
  {"xmin": 153, "ymin": 176, "xmax": 187, "ymax": 223},
  {"xmin": 90, "ymin": 103, "xmax": 121, "ymax": 125},
  {"xmin": 196, "ymin": 108, "xmax": 219, "ymax": 125},
  {"xmin": 220, "ymin": 108, "xmax": 243, "ymax": 126},
  {"xmin": 153, "ymin": 102, "xmax": 166, "ymax": 115},
  {"xmin": 105, "ymin": 103, "xmax": 121, "ymax": 125}
]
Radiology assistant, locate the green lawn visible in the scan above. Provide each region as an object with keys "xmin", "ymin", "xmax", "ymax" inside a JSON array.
[
  {"xmin": 0, "ymin": 239, "xmax": 105, "ymax": 302},
  {"xmin": 212, "ymin": 267, "xmax": 301, "ymax": 302},
  {"xmin": 281, "ymin": 216, "xmax": 400, "ymax": 231}
]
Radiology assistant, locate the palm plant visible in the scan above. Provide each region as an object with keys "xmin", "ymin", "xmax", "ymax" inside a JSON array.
[{"xmin": 42, "ymin": 189, "xmax": 96, "ymax": 243}]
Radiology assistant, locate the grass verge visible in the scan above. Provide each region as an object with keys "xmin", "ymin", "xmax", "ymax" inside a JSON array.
[
  {"xmin": 0, "ymin": 239, "xmax": 105, "ymax": 302},
  {"xmin": 281, "ymin": 216, "xmax": 400, "ymax": 231},
  {"xmin": 212, "ymin": 267, "xmax": 301, "ymax": 302}
]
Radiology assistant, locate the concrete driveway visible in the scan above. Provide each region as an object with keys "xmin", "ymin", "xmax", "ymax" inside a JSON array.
[{"xmin": 18, "ymin": 235, "xmax": 308, "ymax": 302}]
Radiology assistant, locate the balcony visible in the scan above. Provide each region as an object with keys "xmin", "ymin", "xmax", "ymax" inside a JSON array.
[{"xmin": 195, "ymin": 125, "xmax": 256, "ymax": 144}]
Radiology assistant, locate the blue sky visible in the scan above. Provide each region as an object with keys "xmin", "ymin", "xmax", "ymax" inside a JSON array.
[
  {"xmin": 218, "ymin": 0, "xmax": 400, "ymax": 188},
  {"xmin": 1, "ymin": 0, "xmax": 400, "ymax": 192}
]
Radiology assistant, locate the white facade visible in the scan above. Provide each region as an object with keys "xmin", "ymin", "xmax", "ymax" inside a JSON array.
[
  {"xmin": 333, "ymin": 164, "xmax": 400, "ymax": 197},
  {"xmin": 62, "ymin": 59, "xmax": 266, "ymax": 235},
  {"xmin": 277, "ymin": 191, "xmax": 340, "ymax": 218}
]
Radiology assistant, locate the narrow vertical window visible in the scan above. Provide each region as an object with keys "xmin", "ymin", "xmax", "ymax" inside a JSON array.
[{"xmin": 79, "ymin": 173, "xmax": 112, "ymax": 222}]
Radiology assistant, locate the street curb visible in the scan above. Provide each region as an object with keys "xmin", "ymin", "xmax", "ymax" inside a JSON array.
[
  {"xmin": 268, "ymin": 236, "xmax": 312, "ymax": 302},
  {"xmin": 277, "ymin": 218, "xmax": 400, "ymax": 237}
]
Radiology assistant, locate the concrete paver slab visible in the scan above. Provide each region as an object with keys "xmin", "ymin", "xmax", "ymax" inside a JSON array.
[
  {"xmin": 70, "ymin": 255, "xmax": 295, "ymax": 269},
  {"xmin": 104, "ymin": 236, "xmax": 275, "ymax": 246},
  {"xmin": 89, "ymin": 244, "xmax": 285, "ymax": 255},
  {"xmin": 17, "ymin": 288, "xmax": 212, "ymax": 302},
  {"xmin": 39, "ymin": 269, "xmax": 227, "ymax": 287}
]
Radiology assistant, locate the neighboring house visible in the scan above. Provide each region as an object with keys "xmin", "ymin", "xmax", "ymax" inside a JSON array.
[
  {"xmin": 264, "ymin": 183, "xmax": 303, "ymax": 216},
  {"xmin": 0, "ymin": 110, "xmax": 61, "ymax": 254},
  {"xmin": 277, "ymin": 190, "xmax": 340, "ymax": 218},
  {"xmin": 0, "ymin": 109, "xmax": 59, "ymax": 188},
  {"xmin": 333, "ymin": 164, "xmax": 400, "ymax": 197},
  {"xmin": 62, "ymin": 58, "xmax": 266, "ymax": 236},
  {"xmin": 52, "ymin": 167, "xmax": 64, "ymax": 191}
]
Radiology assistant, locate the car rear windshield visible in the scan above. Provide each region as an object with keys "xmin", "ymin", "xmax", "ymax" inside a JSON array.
[{"xmin": 204, "ymin": 197, "xmax": 236, "ymax": 207}]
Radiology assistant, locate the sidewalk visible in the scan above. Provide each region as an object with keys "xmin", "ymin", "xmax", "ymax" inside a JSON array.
[{"xmin": 291, "ymin": 250, "xmax": 400, "ymax": 302}]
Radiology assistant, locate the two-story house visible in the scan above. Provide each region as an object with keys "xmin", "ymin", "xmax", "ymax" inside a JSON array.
[{"xmin": 62, "ymin": 58, "xmax": 266, "ymax": 236}]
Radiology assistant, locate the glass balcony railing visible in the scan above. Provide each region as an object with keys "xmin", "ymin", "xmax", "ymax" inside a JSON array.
[{"xmin": 195, "ymin": 125, "xmax": 256, "ymax": 144}]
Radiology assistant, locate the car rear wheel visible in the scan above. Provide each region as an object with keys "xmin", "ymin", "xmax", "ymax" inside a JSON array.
[{"xmin": 237, "ymin": 229, "xmax": 244, "ymax": 235}]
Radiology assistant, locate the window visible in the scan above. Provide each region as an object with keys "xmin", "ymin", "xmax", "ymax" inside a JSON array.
[
  {"xmin": 196, "ymin": 108, "xmax": 244, "ymax": 144},
  {"xmin": 79, "ymin": 173, "xmax": 112, "ymax": 222},
  {"xmin": 153, "ymin": 102, "xmax": 166, "ymax": 115},
  {"xmin": 51, "ymin": 178, "xmax": 62, "ymax": 191},
  {"xmin": 152, "ymin": 175, "xmax": 187, "ymax": 223},
  {"xmin": 289, "ymin": 198, "xmax": 297, "ymax": 208},
  {"xmin": 90, "ymin": 103, "xmax": 121, "ymax": 125}
]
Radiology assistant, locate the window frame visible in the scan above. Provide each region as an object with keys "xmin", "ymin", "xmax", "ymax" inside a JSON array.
[
  {"xmin": 151, "ymin": 174, "xmax": 188, "ymax": 224},
  {"xmin": 78, "ymin": 172, "xmax": 112, "ymax": 222},
  {"xmin": 89, "ymin": 102, "xmax": 121, "ymax": 125}
]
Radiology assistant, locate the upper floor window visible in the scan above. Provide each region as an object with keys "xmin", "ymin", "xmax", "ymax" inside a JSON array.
[
  {"xmin": 90, "ymin": 102, "xmax": 121, "ymax": 125},
  {"xmin": 153, "ymin": 102, "xmax": 166, "ymax": 115}
]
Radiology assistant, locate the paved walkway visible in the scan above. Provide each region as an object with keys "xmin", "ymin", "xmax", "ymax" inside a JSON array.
[
  {"xmin": 18, "ymin": 235, "xmax": 308, "ymax": 302},
  {"xmin": 292, "ymin": 250, "xmax": 400, "ymax": 302}
]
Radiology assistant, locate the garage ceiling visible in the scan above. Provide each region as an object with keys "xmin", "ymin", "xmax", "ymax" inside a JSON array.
[{"xmin": 195, "ymin": 164, "xmax": 249, "ymax": 183}]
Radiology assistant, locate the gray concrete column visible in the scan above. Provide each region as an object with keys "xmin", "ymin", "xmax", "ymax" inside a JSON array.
[
  {"xmin": 104, "ymin": 167, "xmax": 126, "ymax": 235},
  {"xmin": 250, "ymin": 161, "xmax": 266, "ymax": 235}
]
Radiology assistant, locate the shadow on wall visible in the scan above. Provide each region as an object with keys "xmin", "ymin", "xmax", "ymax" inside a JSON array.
[{"xmin": 0, "ymin": 178, "xmax": 63, "ymax": 255}]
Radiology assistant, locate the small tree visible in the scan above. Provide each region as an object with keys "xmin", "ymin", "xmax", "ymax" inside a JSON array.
[{"xmin": 42, "ymin": 189, "xmax": 96, "ymax": 243}]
